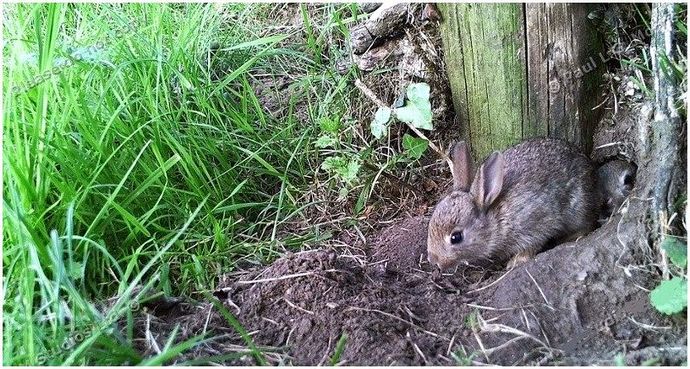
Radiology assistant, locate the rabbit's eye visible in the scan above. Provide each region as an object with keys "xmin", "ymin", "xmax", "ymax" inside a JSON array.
[
  {"xmin": 622, "ymin": 173, "xmax": 634, "ymax": 187},
  {"xmin": 450, "ymin": 231, "xmax": 464, "ymax": 244}
]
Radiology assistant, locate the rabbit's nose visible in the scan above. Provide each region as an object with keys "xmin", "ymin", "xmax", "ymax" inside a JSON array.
[{"xmin": 427, "ymin": 252, "xmax": 439, "ymax": 266}]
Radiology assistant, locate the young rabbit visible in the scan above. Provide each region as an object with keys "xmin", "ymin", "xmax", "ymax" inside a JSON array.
[
  {"xmin": 427, "ymin": 138, "xmax": 601, "ymax": 270},
  {"xmin": 596, "ymin": 160, "xmax": 637, "ymax": 220}
]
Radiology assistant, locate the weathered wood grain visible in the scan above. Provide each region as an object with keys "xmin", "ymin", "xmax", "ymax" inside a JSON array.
[{"xmin": 439, "ymin": 3, "xmax": 604, "ymax": 159}]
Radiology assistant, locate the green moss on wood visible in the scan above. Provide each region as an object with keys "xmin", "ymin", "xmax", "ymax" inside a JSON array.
[
  {"xmin": 438, "ymin": 3, "xmax": 604, "ymax": 159},
  {"xmin": 438, "ymin": 3, "xmax": 527, "ymax": 160}
]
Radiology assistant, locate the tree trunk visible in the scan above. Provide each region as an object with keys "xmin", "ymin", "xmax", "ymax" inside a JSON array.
[
  {"xmin": 438, "ymin": 3, "xmax": 604, "ymax": 159},
  {"xmin": 647, "ymin": 3, "xmax": 684, "ymax": 277}
]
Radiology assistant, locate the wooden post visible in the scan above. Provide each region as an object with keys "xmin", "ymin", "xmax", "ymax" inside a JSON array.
[{"xmin": 438, "ymin": 3, "xmax": 604, "ymax": 160}]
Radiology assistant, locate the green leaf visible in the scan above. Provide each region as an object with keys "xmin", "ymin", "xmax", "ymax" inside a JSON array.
[
  {"xmin": 370, "ymin": 107, "xmax": 391, "ymax": 139},
  {"xmin": 338, "ymin": 186, "xmax": 349, "ymax": 199},
  {"xmin": 67, "ymin": 261, "xmax": 84, "ymax": 280},
  {"xmin": 355, "ymin": 180, "xmax": 372, "ymax": 215},
  {"xmin": 321, "ymin": 156, "xmax": 346, "ymax": 172},
  {"xmin": 321, "ymin": 156, "xmax": 361, "ymax": 185},
  {"xmin": 650, "ymin": 277, "xmax": 688, "ymax": 315},
  {"xmin": 344, "ymin": 159, "xmax": 361, "ymax": 184},
  {"xmin": 613, "ymin": 354, "xmax": 626, "ymax": 366},
  {"xmin": 319, "ymin": 116, "xmax": 340, "ymax": 133},
  {"xmin": 661, "ymin": 237, "xmax": 687, "ymax": 268},
  {"xmin": 315, "ymin": 134, "xmax": 337, "ymax": 148},
  {"xmin": 402, "ymin": 134, "xmax": 429, "ymax": 160},
  {"xmin": 394, "ymin": 83, "xmax": 433, "ymax": 130},
  {"xmin": 640, "ymin": 358, "xmax": 661, "ymax": 366}
]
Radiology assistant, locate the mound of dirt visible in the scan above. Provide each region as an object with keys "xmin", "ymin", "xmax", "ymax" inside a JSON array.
[
  {"xmin": 369, "ymin": 216, "xmax": 429, "ymax": 273},
  {"xmin": 214, "ymin": 246, "xmax": 470, "ymax": 365},
  {"xmin": 131, "ymin": 212, "xmax": 684, "ymax": 365},
  {"xmin": 240, "ymin": 218, "xmax": 682, "ymax": 364}
]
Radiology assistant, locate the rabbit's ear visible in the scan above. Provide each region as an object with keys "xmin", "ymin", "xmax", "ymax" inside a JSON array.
[
  {"xmin": 450, "ymin": 141, "xmax": 473, "ymax": 192},
  {"xmin": 475, "ymin": 151, "xmax": 504, "ymax": 210}
]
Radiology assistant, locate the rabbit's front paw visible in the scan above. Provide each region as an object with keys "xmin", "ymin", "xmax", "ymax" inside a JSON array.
[{"xmin": 507, "ymin": 250, "xmax": 535, "ymax": 269}]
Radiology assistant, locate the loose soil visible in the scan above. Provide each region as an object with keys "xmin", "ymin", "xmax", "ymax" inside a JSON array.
[
  {"xmin": 133, "ymin": 209, "xmax": 686, "ymax": 365},
  {"xmin": 128, "ymin": 103, "xmax": 686, "ymax": 365}
]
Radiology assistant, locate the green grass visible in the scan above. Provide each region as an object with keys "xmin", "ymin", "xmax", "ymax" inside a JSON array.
[
  {"xmin": 329, "ymin": 332, "xmax": 348, "ymax": 365},
  {"xmin": 3, "ymin": 3, "xmax": 362, "ymax": 365}
]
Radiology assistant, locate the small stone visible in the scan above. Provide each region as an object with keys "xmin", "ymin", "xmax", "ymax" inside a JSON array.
[
  {"xmin": 422, "ymin": 178, "xmax": 438, "ymax": 193},
  {"xmin": 359, "ymin": 3, "xmax": 382, "ymax": 13},
  {"xmin": 354, "ymin": 42, "xmax": 396, "ymax": 71},
  {"xmin": 350, "ymin": 24, "xmax": 375, "ymax": 55}
]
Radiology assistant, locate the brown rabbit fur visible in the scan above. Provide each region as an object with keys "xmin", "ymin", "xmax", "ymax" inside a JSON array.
[
  {"xmin": 427, "ymin": 138, "xmax": 601, "ymax": 270},
  {"xmin": 596, "ymin": 159, "xmax": 637, "ymax": 219}
]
